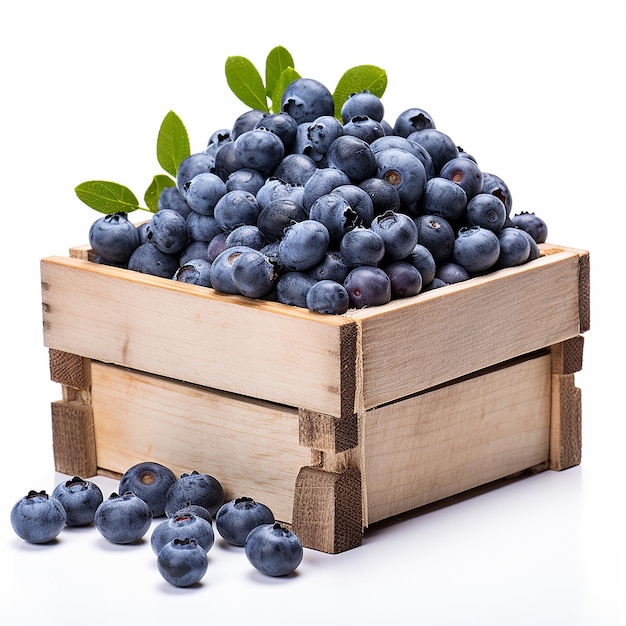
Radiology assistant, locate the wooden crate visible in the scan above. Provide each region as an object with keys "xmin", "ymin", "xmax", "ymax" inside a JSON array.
[{"xmin": 40, "ymin": 242, "xmax": 589, "ymax": 553}]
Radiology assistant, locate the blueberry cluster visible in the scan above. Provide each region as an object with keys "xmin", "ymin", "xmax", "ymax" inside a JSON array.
[
  {"xmin": 88, "ymin": 78, "xmax": 548, "ymax": 313},
  {"xmin": 10, "ymin": 461, "xmax": 303, "ymax": 587}
]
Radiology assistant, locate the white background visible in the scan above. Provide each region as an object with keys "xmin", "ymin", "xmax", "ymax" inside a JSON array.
[{"xmin": 1, "ymin": 1, "xmax": 624, "ymax": 624}]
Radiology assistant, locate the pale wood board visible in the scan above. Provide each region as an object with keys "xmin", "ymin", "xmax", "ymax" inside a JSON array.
[
  {"xmin": 362, "ymin": 352, "xmax": 553, "ymax": 525},
  {"xmin": 350, "ymin": 248, "xmax": 584, "ymax": 409},
  {"xmin": 89, "ymin": 362, "xmax": 311, "ymax": 524},
  {"xmin": 42, "ymin": 256, "xmax": 355, "ymax": 418}
]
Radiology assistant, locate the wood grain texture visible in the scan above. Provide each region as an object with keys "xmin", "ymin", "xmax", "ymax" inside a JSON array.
[
  {"xmin": 49, "ymin": 349, "xmax": 90, "ymax": 389},
  {"xmin": 51, "ymin": 399, "xmax": 97, "ymax": 477},
  {"xmin": 549, "ymin": 373, "xmax": 583, "ymax": 470},
  {"xmin": 41, "ymin": 255, "xmax": 356, "ymax": 418},
  {"xmin": 89, "ymin": 362, "xmax": 310, "ymax": 524},
  {"xmin": 362, "ymin": 353, "xmax": 553, "ymax": 525}
]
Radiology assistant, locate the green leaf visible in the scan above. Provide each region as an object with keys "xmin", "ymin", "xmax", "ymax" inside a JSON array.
[
  {"xmin": 270, "ymin": 66, "xmax": 301, "ymax": 114},
  {"xmin": 265, "ymin": 46, "xmax": 295, "ymax": 99},
  {"xmin": 157, "ymin": 110, "xmax": 190, "ymax": 178},
  {"xmin": 225, "ymin": 56, "xmax": 269, "ymax": 113},
  {"xmin": 74, "ymin": 181, "xmax": 141, "ymax": 214},
  {"xmin": 333, "ymin": 65, "xmax": 388, "ymax": 118},
  {"xmin": 144, "ymin": 174, "xmax": 176, "ymax": 212}
]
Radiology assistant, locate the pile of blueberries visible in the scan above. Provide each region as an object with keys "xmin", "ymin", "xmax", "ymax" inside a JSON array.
[
  {"xmin": 10, "ymin": 462, "xmax": 303, "ymax": 586},
  {"xmin": 88, "ymin": 77, "xmax": 548, "ymax": 313}
]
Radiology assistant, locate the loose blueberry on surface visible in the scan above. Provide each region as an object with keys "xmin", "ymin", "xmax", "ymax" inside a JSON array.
[
  {"xmin": 94, "ymin": 491, "xmax": 152, "ymax": 544},
  {"xmin": 151, "ymin": 512, "xmax": 215, "ymax": 555},
  {"xmin": 118, "ymin": 461, "xmax": 177, "ymax": 517},
  {"xmin": 172, "ymin": 504, "xmax": 213, "ymax": 525},
  {"xmin": 164, "ymin": 471, "xmax": 224, "ymax": 518},
  {"xmin": 245, "ymin": 522, "xmax": 303, "ymax": 577},
  {"xmin": 52, "ymin": 476, "xmax": 103, "ymax": 527},
  {"xmin": 157, "ymin": 538, "xmax": 209, "ymax": 587},
  {"xmin": 11, "ymin": 490, "xmax": 67, "ymax": 543},
  {"xmin": 215, "ymin": 496, "xmax": 275, "ymax": 547}
]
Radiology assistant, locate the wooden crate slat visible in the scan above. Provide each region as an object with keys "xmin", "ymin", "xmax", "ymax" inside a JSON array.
[{"xmin": 89, "ymin": 362, "xmax": 311, "ymax": 524}]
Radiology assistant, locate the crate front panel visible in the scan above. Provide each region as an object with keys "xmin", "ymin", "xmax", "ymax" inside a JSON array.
[
  {"xmin": 89, "ymin": 362, "xmax": 311, "ymax": 524},
  {"xmin": 41, "ymin": 256, "xmax": 354, "ymax": 418},
  {"xmin": 362, "ymin": 351, "xmax": 553, "ymax": 524}
]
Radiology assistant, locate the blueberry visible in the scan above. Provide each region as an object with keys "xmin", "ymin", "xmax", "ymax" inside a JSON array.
[
  {"xmin": 407, "ymin": 128, "xmax": 459, "ymax": 174},
  {"xmin": 234, "ymin": 128, "xmax": 285, "ymax": 174},
  {"xmin": 465, "ymin": 193, "xmax": 507, "ymax": 232},
  {"xmin": 342, "ymin": 115, "xmax": 385, "ymax": 144},
  {"xmin": 205, "ymin": 128, "xmax": 232, "ymax": 155},
  {"xmin": 422, "ymin": 176, "xmax": 468, "ymax": 222},
  {"xmin": 406, "ymin": 243, "xmax": 437, "ymax": 285},
  {"xmin": 308, "ymin": 250, "xmax": 351, "ymax": 283},
  {"xmin": 374, "ymin": 147, "xmax": 427, "ymax": 212},
  {"xmin": 302, "ymin": 167, "xmax": 352, "ymax": 213},
  {"xmin": 481, "ymin": 172, "xmax": 513, "ymax": 216},
  {"xmin": 344, "ymin": 265, "xmax": 392, "ymax": 308},
  {"xmin": 517, "ymin": 228, "xmax": 542, "ymax": 261},
  {"xmin": 306, "ymin": 279, "xmax": 350, "ymax": 314},
  {"xmin": 339, "ymin": 225, "xmax": 386, "ymax": 267},
  {"xmin": 176, "ymin": 151, "xmax": 216, "ymax": 194},
  {"xmin": 174, "ymin": 260, "xmax": 213, "ymax": 287},
  {"xmin": 330, "ymin": 184, "xmax": 375, "ymax": 228},
  {"xmin": 256, "ymin": 177, "xmax": 305, "ymax": 211},
  {"xmin": 309, "ymin": 193, "xmax": 359, "ymax": 242},
  {"xmin": 358, "ymin": 177, "xmax": 402, "ymax": 216},
  {"xmin": 384, "ymin": 261, "xmax": 423, "ymax": 298},
  {"xmin": 245, "ymin": 523, "xmax": 303, "ymax": 577},
  {"xmin": 183, "ymin": 172, "xmax": 227, "ymax": 216},
  {"xmin": 440, "ymin": 156, "xmax": 484, "ymax": 200},
  {"xmin": 307, "ymin": 115, "xmax": 344, "ymax": 154},
  {"xmin": 151, "ymin": 512, "xmax": 215, "ymax": 555},
  {"xmin": 256, "ymin": 198, "xmax": 308, "ymax": 244},
  {"xmin": 325, "ymin": 135, "xmax": 377, "ymax": 183},
  {"xmin": 495, "ymin": 226, "xmax": 531, "ymax": 268},
  {"xmin": 52, "ymin": 476, "xmax": 104, "ymax": 527},
  {"xmin": 435, "ymin": 261, "xmax": 470, "ymax": 284},
  {"xmin": 186, "ymin": 211, "xmax": 223, "ymax": 242},
  {"xmin": 370, "ymin": 210, "xmax": 419, "ymax": 260},
  {"xmin": 272, "ymin": 153, "xmax": 318, "ymax": 186},
  {"xmin": 213, "ymin": 189, "xmax": 260, "ymax": 232},
  {"xmin": 164, "ymin": 471, "xmax": 224, "ymax": 518},
  {"xmin": 231, "ymin": 248, "xmax": 278, "ymax": 298},
  {"xmin": 206, "ymin": 231, "xmax": 230, "ymax": 262},
  {"xmin": 146, "ymin": 209, "xmax": 190, "ymax": 255},
  {"xmin": 281, "ymin": 77, "xmax": 335, "ymax": 124},
  {"xmin": 278, "ymin": 219, "xmax": 331, "ymax": 271},
  {"xmin": 276, "ymin": 271, "xmax": 317, "ymax": 308},
  {"xmin": 158, "ymin": 185, "xmax": 193, "ymax": 219},
  {"xmin": 451, "ymin": 226, "xmax": 501, "ymax": 273},
  {"xmin": 209, "ymin": 246, "xmax": 250, "ymax": 294},
  {"xmin": 94, "ymin": 491, "xmax": 152, "ymax": 544},
  {"xmin": 172, "ymin": 504, "xmax": 213, "ymax": 524},
  {"xmin": 157, "ymin": 538, "xmax": 209, "ymax": 587},
  {"xmin": 10, "ymin": 490, "xmax": 67, "ymax": 543},
  {"xmin": 226, "ymin": 168, "xmax": 266, "ymax": 195},
  {"xmin": 414, "ymin": 214, "xmax": 456, "ymax": 264},
  {"xmin": 393, "ymin": 107, "xmax": 436, "ymax": 137},
  {"xmin": 225, "ymin": 224, "xmax": 265, "ymax": 250},
  {"xmin": 511, "ymin": 211, "xmax": 548, "ymax": 243},
  {"xmin": 215, "ymin": 497, "xmax": 275, "ymax": 547},
  {"xmin": 341, "ymin": 90, "xmax": 385, "ymax": 123},
  {"xmin": 128, "ymin": 242, "xmax": 180, "ymax": 278},
  {"xmin": 231, "ymin": 109, "xmax": 268, "ymax": 141},
  {"xmin": 254, "ymin": 111, "xmax": 299, "ymax": 151},
  {"xmin": 212, "ymin": 140, "xmax": 244, "ymax": 182},
  {"xmin": 89, "ymin": 212, "xmax": 140, "ymax": 265}
]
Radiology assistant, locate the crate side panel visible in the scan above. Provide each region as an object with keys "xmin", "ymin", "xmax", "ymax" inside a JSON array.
[
  {"xmin": 363, "ymin": 353, "xmax": 552, "ymax": 524},
  {"xmin": 90, "ymin": 362, "xmax": 311, "ymax": 524},
  {"xmin": 41, "ymin": 256, "xmax": 351, "ymax": 417},
  {"xmin": 352, "ymin": 250, "xmax": 582, "ymax": 409}
]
